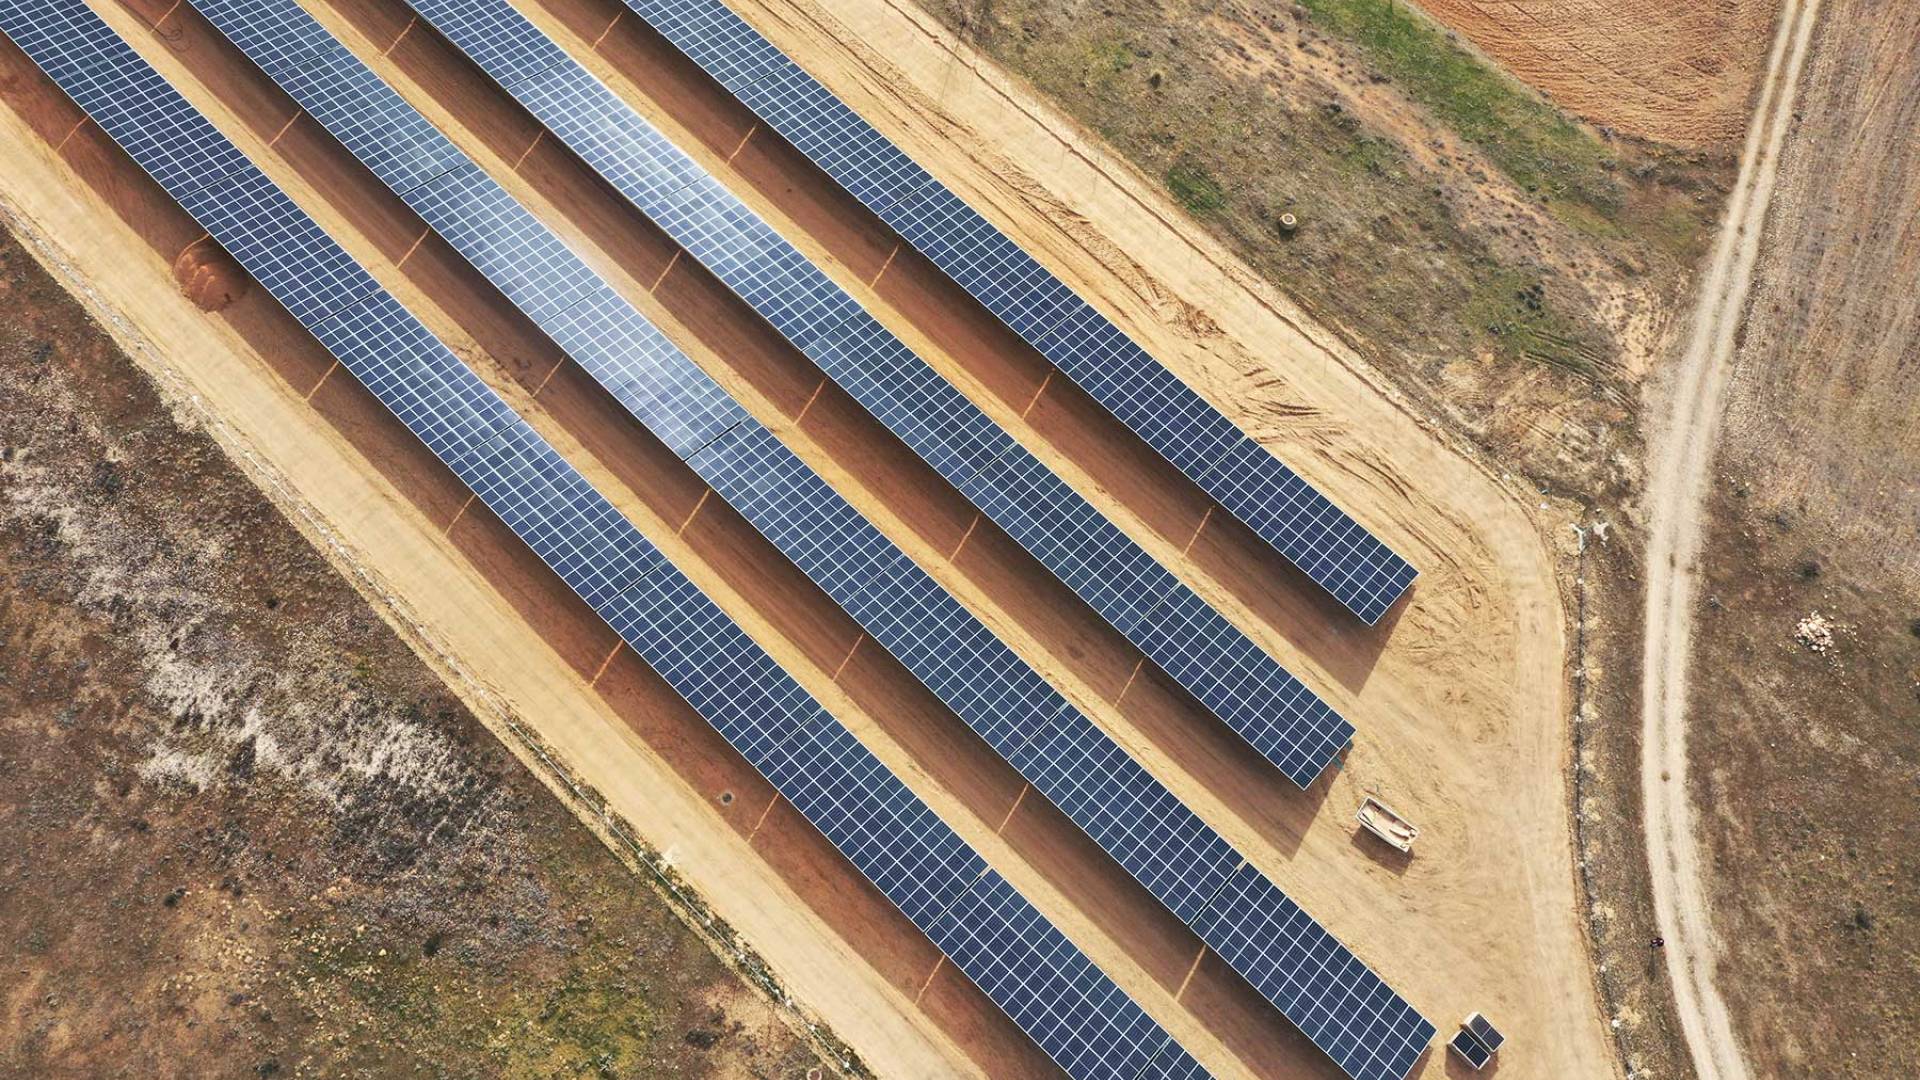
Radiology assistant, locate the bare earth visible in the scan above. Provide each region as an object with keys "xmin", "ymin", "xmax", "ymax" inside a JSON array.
[
  {"xmin": 2, "ymin": 0, "xmax": 1622, "ymax": 1074},
  {"xmin": 1413, "ymin": 0, "xmax": 1778, "ymax": 148},
  {"xmin": 1683, "ymin": 0, "xmax": 1920, "ymax": 1073},
  {"xmin": 1639, "ymin": 3, "xmax": 1821, "ymax": 1077}
]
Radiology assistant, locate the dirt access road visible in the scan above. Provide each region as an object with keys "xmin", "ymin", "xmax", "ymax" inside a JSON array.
[{"xmin": 1639, "ymin": 1, "xmax": 1821, "ymax": 1078}]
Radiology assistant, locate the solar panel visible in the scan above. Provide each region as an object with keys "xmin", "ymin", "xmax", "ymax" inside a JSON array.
[
  {"xmin": 609, "ymin": 0, "xmax": 1419, "ymax": 624},
  {"xmin": 2, "ymin": 6, "xmax": 1194, "ymax": 1073},
  {"xmin": 394, "ymin": 0, "xmax": 1356, "ymax": 792},
  {"xmin": 1192, "ymin": 865, "xmax": 1436, "ymax": 1080},
  {"xmin": 168, "ymin": 5, "xmax": 1434, "ymax": 1076},
  {"xmin": 1135, "ymin": 1041, "xmax": 1215, "ymax": 1080},
  {"xmin": 928, "ymin": 870, "xmax": 1176, "ymax": 1080},
  {"xmin": 1448, "ymin": 1028, "xmax": 1492, "ymax": 1069},
  {"xmin": 1464, "ymin": 1012, "xmax": 1505, "ymax": 1053}
]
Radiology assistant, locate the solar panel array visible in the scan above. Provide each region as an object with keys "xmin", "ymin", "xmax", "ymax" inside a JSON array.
[
  {"xmin": 613, "ymin": 0, "xmax": 1418, "ymax": 625},
  {"xmin": 180, "ymin": 3, "xmax": 1434, "ymax": 1077},
  {"xmin": 0, "ymin": 5, "xmax": 1211, "ymax": 1076},
  {"xmin": 397, "ymin": 0, "xmax": 1355, "ymax": 793}
]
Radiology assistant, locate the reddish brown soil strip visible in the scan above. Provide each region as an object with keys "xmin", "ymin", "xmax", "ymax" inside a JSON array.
[
  {"xmin": 1174, "ymin": 944, "xmax": 1209, "ymax": 1001},
  {"xmin": 867, "ymin": 241, "xmax": 902, "ymax": 288},
  {"xmin": 675, "ymin": 487, "xmax": 712, "ymax": 534},
  {"xmin": 587, "ymin": 640, "xmax": 624, "ymax": 687},
  {"xmin": 829, "ymin": 632, "xmax": 866, "ymax": 681},
  {"xmin": 1019, "ymin": 369, "xmax": 1054, "ymax": 419},
  {"xmin": 994, "ymin": 783, "xmax": 1031, "ymax": 835},
  {"xmin": 1180, "ymin": 506, "xmax": 1215, "ymax": 557}
]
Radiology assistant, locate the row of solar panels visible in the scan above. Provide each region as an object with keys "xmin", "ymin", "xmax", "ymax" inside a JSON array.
[
  {"xmin": 384, "ymin": 0, "xmax": 1358, "ymax": 792},
  {"xmin": 0, "ymin": 5, "xmax": 1212, "ymax": 1076},
  {"xmin": 179, "ymin": 4, "xmax": 1435, "ymax": 1079},
  {"xmin": 611, "ymin": 0, "xmax": 1419, "ymax": 625}
]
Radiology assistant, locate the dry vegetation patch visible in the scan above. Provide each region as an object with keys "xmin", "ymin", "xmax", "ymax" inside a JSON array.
[
  {"xmin": 0, "ymin": 227, "xmax": 819, "ymax": 1079},
  {"xmin": 927, "ymin": 0, "xmax": 1723, "ymax": 504},
  {"xmin": 1684, "ymin": 0, "xmax": 1920, "ymax": 1072}
]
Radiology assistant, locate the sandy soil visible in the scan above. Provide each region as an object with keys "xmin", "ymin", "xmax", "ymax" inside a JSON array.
[
  {"xmin": 1412, "ymin": 0, "xmax": 1779, "ymax": 149},
  {"xmin": 5, "ymin": 0, "xmax": 1622, "ymax": 1075},
  {"xmin": 1679, "ymin": 0, "xmax": 1920, "ymax": 1073},
  {"xmin": 1638, "ymin": 2, "xmax": 1821, "ymax": 1076}
]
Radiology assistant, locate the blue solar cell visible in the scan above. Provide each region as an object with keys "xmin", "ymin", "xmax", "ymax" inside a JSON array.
[
  {"xmin": 1194, "ymin": 865, "xmax": 1435, "ymax": 1080},
  {"xmin": 608, "ymin": 0, "xmax": 1419, "ymax": 625},
  {"xmin": 1448, "ymin": 1029, "xmax": 1492, "ymax": 1069},
  {"xmin": 929, "ymin": 872, "xmax": 1172, "ymax": 1080},
  {"xmin": 1133, "ymin": 586, "xmax": 1355, "ymax": 788},
  {"xmin": 954, "ymin": 449, "xmax": 1179, "ymax": 640},
  {"xmin": 1008, "ymin": 707, "xmax": 1239, "ymax": 924},
  {"xmin": 9, "ymin": 8, "xmax": 1217, "ymax": 1074},
  {"xmin": 1136, "ymin": 1040, "xmax": 1214, "ymax": 1080}
]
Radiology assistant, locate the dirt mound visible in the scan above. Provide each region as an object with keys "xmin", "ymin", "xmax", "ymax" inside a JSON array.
[{"xmin": 172, "ymin": 237, "xmax": 249, "ymax": 311}]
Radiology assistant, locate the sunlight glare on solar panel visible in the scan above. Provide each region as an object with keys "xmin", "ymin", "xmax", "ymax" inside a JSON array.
[
  {"xmin": 0, "ymin": 8, "xmax": 1200, "ymax": 1074},
  {"xmin": 610, "ymin": 0, "xmax": 1419, "ymax": 624}
]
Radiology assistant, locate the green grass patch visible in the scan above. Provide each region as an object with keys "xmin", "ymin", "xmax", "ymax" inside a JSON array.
[
  {"xmin": 1298, "ymin": 0, "xmax": 1622, "ymax": 215},
  {"xmin": 1165, "ymin": 158, "xmax": 1228, "ymax": 215}
]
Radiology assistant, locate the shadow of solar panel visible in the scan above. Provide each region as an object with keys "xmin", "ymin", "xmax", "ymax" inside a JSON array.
[{"xmin": 607, "ymin": 0, "xmax": 1419, "ymax": 624}]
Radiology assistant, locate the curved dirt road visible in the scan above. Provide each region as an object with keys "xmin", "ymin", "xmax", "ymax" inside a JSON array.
[{"xmin": 1640, "ymin": 2, "xmax": 1822, "ymax": 1078}]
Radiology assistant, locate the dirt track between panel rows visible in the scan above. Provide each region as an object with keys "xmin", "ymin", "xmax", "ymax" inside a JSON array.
[{"xmin": 1638, "ymin": 2, "xmax": 1821, "ymax": 1078}]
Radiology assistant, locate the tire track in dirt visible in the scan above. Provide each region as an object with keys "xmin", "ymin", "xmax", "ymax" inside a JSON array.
[{"xmin": 1639, "ymin": 2, "xmax": 1821, "ymax": 1078}]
